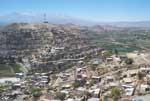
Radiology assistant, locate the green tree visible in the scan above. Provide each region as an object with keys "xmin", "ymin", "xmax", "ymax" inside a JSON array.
[
  {"xmin": 91, "ymin": 64, "xmax": 97, "ymax": 71},
  {"xmin": 137, "ymin": 71, "xmax": 144, "ymax": 80},
  {"xmin": 0, "ymin": 85, "xmax": 6, "ymax": 93},
  {"xmin": 125, "ymin": 58, "xmax": 133, "ymax": 65},
  {"xmin": 114, "ymin": 49, "xmax": 119, "ymax": 56},
  {"xmin": 31, "ymin": 88, "xmax": 42, "ymax": 98},
  {"xmin": 73, "ymin": 80, "xmax": 81, "ymax": 88},
  {"xmin": 103, "ymin": 50, "xmax": 113, "ymax": 57},
  {"xmin": 55, "ymin": 92, "xmax": 66, "ymax": 101},
  {"xmin": 110, "ymin": 87, "xmax": 121, "ymax": 101}
]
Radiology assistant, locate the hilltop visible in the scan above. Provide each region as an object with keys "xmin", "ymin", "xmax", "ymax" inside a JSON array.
[
  {"xmin": 1, "ymin": 23, "xmax": 150, "ymax": 72},
  {"xmin": 0, "ymin": 23, "xmax": 102, "ymax": 72}
]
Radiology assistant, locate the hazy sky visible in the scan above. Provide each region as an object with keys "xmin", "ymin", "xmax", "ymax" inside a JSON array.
[{"xmin": 0, "ymin": 0, "xmax": 150, "ymax": 22}]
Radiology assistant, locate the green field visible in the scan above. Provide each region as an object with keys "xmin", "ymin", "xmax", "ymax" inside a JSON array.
[
  {"xmin": 0, "ymin": 64, "xmax": 23, "ymax": 77},
  {"xmin": 91, "ymin": 30, "xmax": 150, "ymax": 53}
]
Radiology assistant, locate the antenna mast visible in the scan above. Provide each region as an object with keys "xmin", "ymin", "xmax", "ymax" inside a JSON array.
[{"xmin": 43, "ymin": 13, "xmax": 48, "ymax": 23}]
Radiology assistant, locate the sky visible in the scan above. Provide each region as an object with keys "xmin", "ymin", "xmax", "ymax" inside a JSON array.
[{"xmin": 0, "ymin": 0, "xmax": 150, "ymax": 22}]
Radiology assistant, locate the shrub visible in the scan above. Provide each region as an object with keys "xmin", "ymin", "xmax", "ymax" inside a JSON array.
[
  {"xmin": 125, "ymin": 58, "xmax": 133, "ymax": 65},
  {"xmin": 55, "ymin": 92, "xmax": 66, "ymax": 101},
  {"xmin": 110, "ymin": 87, "xmax": 121, "ymax": 101},
  {"xmin": 31, "ymin": 88, "xmax": 42, "ymax": 98}
]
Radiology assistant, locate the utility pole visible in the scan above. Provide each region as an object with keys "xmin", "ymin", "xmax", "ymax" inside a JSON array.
[
  {"xmin": 74, "ymin": 66, "xmax": 77, "ymax": 81},
  {"xmin": 43, "ymin": 13, "xmax": 48, "ymax": 23}
]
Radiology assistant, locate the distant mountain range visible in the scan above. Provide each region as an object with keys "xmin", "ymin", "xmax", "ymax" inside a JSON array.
[
  {"xmin": 103, "ymin": 21, "xmax": 150, "ymax": 27},
  {"xmin": 0, "ymin": 12, "xmax": 150, "ymax": 27}
]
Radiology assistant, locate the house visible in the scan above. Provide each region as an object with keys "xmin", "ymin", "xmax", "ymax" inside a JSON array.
[
  {"xmin": 139, "ymin": 84, "xmax": 150, "ymax": 94},
  {"xmin": 92, "ymin": 76, "xmax": 101, "ymax": 83},
  {"xmin": 62, "ymin": 84, "xmax": 71, "ymax": 90},
  {"xmin": 131, "ymin": 98, "xmax": 143, "ymax": 101},
  {"xmin": 77, "ymin": 87, "xmax": 86, "ymax": 94},
  {"xmin": 66, "ymin": 98, "xmax": 75, "ymax": 101},
  {"xmin": 106, "ymin": 57, "xmax": 113, "ymax": 63},
  {"xmin": 123, "ymin": 78, "xmax": 133, "ymax": 84},
  {"xmin": 129, "ymin": 70, "xmax": 139, "ymax": 77},
  {"xmin": 106, "ymin": 76, "xmax": 114, "ymax": 83},
  {"xmin": 12, "ymin": 83, "xmax": 21, "ymax": 89},
  {"xmin": 90, "ymin": 58, "xmax": 101, "ymax": 65},
  {"xmin": 16, "ymin": 73, "xmax": 24, "ymax": 79},
  {"xmin": 140, "ymin": 67, "xmax": 150, "ymax": 73},
  {"xmin": 88, "ymin": 98, "xmax": 99, "ymax": 101},
  {"xmin": 93, "ymin": 88, "xmax": 100, "ymax": 97},
  {"xmin": 60, "ymin": 90, "xmax": 69, "ymax": 94},
  {"xmin": 0, "ymin": 77, "xmax": 20, "ymax": 84},
  {"xmin": 123, "ymin": 69, "xmax": 139, "ymax": 78},
  {"xmin": 113, "ymin": 56, "xmax": 121, "ymax": 63},
  {"xmin": 109, "ymin": 82, "xmax": 119, "ymax": 88},
  {"xmin": 120, "ymin": 55, "xmax": 128, "ymax": 61},
  {"xmin": 122, "ymin": 84, "xmax": 135, "ymax": 96},
  {"xmin": 122, "ymin": 84, "xmax": 134, "ymax": 89},
  {"xmin": 125, "ymin": 87, "xmax": 135, "ymax": 96}
]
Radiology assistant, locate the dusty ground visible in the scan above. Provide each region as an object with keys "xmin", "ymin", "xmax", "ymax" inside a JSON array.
[{"xmin": 127, "ymin": 52, "xmax": 150, "ymax": 65}]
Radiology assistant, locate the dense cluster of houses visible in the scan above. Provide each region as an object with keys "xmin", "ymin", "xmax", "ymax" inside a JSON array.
[
  {"xmin": 0, "ymin": 51, "xmax": 150, "ymax": 101},
  {"xmin": 1, "ymin": 23, "xmax": 150, "ymax": 101},
  {"xmin": 0, "ymin": 23, "xmax": 102, "ymax": 73}
]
